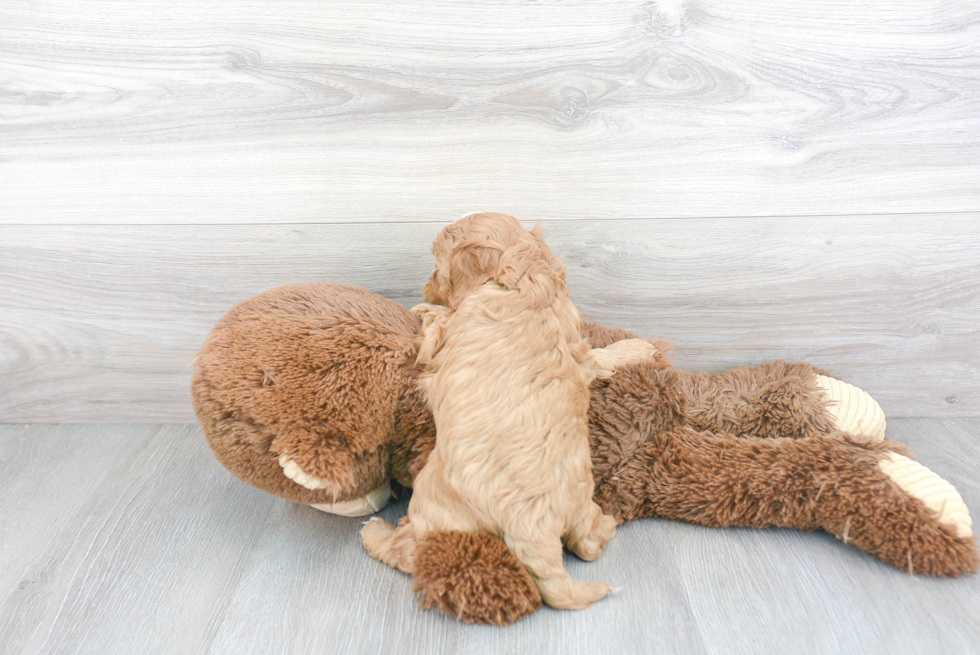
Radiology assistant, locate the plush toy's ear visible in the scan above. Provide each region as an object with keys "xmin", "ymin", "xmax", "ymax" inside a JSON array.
[{"xmin": 447, "ymin": 241, "xmax": 501, "ymax": 308}]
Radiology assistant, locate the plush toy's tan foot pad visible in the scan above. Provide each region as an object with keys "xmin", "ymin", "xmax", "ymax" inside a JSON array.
[
  {"xmin": 878, "ymin": 453, "xmax": 973, "ymax": 538},
  {"xmin": 815, "ymin": 375, "xmax": 886, "ymax": 442},
  {"xmin": 310, "ymin": 482, "xmax": 392, "ymax": 517}
]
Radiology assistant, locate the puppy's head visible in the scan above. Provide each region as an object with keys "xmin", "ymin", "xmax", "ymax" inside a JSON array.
[{"xmin": 424, "ymin": 212, "xmax": 564, "ymax": 309}]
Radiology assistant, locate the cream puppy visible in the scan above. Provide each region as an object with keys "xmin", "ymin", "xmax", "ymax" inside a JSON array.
[{"xmin": 362, "ymin": 213, "xmax": 659, "ymax": 610}]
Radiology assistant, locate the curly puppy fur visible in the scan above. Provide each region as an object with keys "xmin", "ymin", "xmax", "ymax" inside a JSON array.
[{"xmin": 361, "ymin": 213, "xmax": 658, "ymax": 610}]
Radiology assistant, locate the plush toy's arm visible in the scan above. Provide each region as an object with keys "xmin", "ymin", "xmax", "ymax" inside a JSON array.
[
  {"xmin": 593, "ymin": 426, "xmax": 977, "ymax": 576},
  {"xmin": 579, "ymin": 318, "xmax": 885, "ymax": 442},
  {"xmin": 670, "ymin": 363, "xmax": 886, "ymax": 442}
]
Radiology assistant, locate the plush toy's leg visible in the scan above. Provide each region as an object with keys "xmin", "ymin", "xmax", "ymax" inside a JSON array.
[
  {"xmin": 877, "ymin": 452, "xmax": 973, "ymax": 538},
  {"xmin": 309, "ymin": 481, "xmax": 391, "ymax": 517},
  {"xmin": 366, "ymin": 520, "xmax": 545, "ymax": 625},
  {"xmin": 672, "ymin": 362, "xmax": 885, "ymax": 442},
  {"xmin": 594, "ymin": 427, "xmax": 978, "ymax": 576}
]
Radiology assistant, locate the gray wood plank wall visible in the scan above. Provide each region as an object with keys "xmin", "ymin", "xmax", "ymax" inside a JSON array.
[
  {"xmin": 2, "ymin": 217, "xmax": 978, "ymax": 421},
  {"xmin": 2, "ymin": 0, "xmax": 979, "ymax": 421},
  {"xmin": 2, "ymin": 0, "xmax": 978, "ymax": 223}
]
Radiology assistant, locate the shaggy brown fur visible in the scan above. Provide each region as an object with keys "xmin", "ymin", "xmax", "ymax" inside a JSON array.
[
  {"xmin": 413, "ymin": 530, "xmax": 543, "ymax": 626},
  {"xmin": 192, "ymin": 284, "xmax": 421, "ymax": 505},
  {"xmin": 192, "ymin": 283, "xmax": 979, "ymax": 626}
]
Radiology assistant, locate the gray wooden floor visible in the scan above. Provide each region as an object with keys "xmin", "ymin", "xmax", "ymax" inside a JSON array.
[{"xmin": 1, "ymin": 420, "xmax": 978, "ymax": 655}]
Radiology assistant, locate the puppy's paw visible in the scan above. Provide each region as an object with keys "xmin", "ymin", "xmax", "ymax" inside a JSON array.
[
  {"xmin": 540, "ymin": 580, "xmax": 617, "ymax": 611},
  {"xmin": 610, "ymin": 338, "xmax": 661, "ymax": 363},
  {"xmin": 567, "ymin": 513, "xmax": 618, "ymax": 562},
  {"xmin": 410, "ymin": 302, "xmax": 450, "ymax": 328},
  {"xmin": 360, "ymin": 517, "xmax": 398, "ymax": 560},
  {"xmin": 590, "ymin": 338, "xmax": 660, "ymax": 379},
  {"xmin": 361, "ymin": 516, "xmax": 396, "ymax": 540},
  {"xmin": 568, "ymin": 534, "xmax": 610, "ymax": 562},
  {"xmin": 279, "ymin": 454, "xmax": 329, "ymax": 490}
]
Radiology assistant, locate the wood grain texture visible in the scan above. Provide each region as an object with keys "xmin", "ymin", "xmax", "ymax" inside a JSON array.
[
  {"xmin": 0, "ymin": 424, "xmax": 278, "ymax": 655},
  {"xmin": 0, "ymin": 421, "xmax": 978, "ymax": 654},
  {"xmin": 2, "ymin": 215, "xmax": 978, "ymax": 422},
  {"xmin": 1, "ymin": 0, "xmax": 978, "ymax": 224}
]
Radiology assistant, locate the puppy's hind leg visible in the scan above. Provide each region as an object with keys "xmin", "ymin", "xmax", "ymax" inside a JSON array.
[
  {"xmin": 565, "ymin": 502, "xmax": 618, "ymax": 562},
  {"xmin": 503, "ymin": 534, "xmax": 615, "ymax": 610},
  {"xmin": 361, "ymin": 517, "xmax": 419, "ymax": 575}
]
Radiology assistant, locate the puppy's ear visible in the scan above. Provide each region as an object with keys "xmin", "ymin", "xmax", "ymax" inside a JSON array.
[
  {"xmin": 529, "ymin": 222, "xmax": 546, "ymax": 242},
  {"xmin": 529, "ymin": 223, "xmax": 566, "ymax": 282},
  {"xmin": 495, "ymin": 242, "xmax": 561, "ymax": 309},
  {"xmin": 448, "ymin": 241, "xmax": 500, "ymax": 308},
  {"xmin": 495, "ymin": 243, "xmax": 532, "ymax": 291}
]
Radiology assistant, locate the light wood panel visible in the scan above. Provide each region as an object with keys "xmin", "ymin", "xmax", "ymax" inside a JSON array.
[
  {"xmin": 0, "ymin": 421, "xmax": 978, "ymax": 654},
  {"xmin": 1, "ymin": 0, "xmax": 978, "ymax": 224},
  {"xmin": 1, "ymin": 215, "xmax": 978, "ymax": 422}
]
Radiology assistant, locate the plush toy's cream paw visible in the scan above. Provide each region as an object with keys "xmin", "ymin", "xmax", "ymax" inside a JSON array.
[
  {"xmin": 815, "ymin": 375, "xmax": 886, "ymax": 442},
  {"xmin": 279, "ymin": 454, "xmax": 331, "ymax": 490},
  {"xmin": 878, "ymin": 452, "xmax": 973, "ymax": 538},
  {"xmin": 310, "ymin": 482, "xmax": 392, "ymax": 517}
]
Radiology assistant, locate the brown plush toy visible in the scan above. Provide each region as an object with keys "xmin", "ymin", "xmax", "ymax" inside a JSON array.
[{"xmin": 192, "ymin": 282, "xmax": 978, "ymax": 626}]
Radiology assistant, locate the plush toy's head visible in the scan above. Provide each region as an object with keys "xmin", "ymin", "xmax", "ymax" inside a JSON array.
[{"xmin": 191, "ymin": 283, "xmax": 430, "ymax": 512}]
